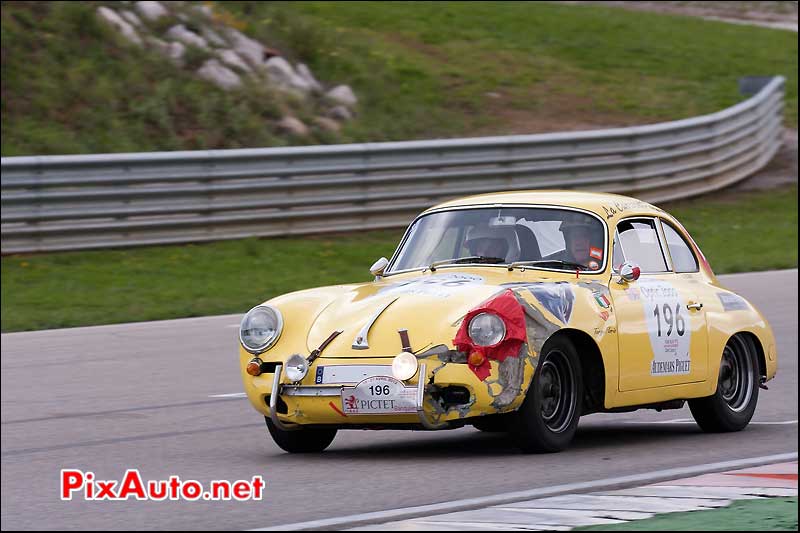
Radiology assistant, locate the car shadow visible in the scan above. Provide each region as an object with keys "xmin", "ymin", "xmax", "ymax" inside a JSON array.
[{"xmin": 281, "ymin": 422, "xmax": 709, "ymax": 459}]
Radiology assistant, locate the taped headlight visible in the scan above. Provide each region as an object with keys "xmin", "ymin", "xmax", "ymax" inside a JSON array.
[
  {"xmin": 285, "ymin": 354, "xmax": 309, "ymax": 382},
  {"xmin": 392, "ymin": 351, "xmax": 418, "ymax": 381},
  {"xmin": 468, "ymin": 312, "xmax": 506, "ymax": 347},
  {"xmin": 240, "ymin": 305, "xmax": 283, "ymax": 354}
]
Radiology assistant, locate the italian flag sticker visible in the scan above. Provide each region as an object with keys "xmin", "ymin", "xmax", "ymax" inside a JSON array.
[
  {"xmin": 594, "ymin": 293, "xmax": 611, "ymax": 309},
  {"xmin": 590, "ymin": 247, "xmax": 603, "ymax": 260}
]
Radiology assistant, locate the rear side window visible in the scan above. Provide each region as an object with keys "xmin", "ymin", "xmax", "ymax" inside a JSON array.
[
  {"xmin": 616, "ymin": 219, "xmax": 668, "ymax": 273},
  {"xmin": 662, "ymin": 222, "xmax": 699, "ymax": 273}
]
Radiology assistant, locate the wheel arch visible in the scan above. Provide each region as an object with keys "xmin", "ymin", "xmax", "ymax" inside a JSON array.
[
  {"xmin": 546, "ymin": 328, "xmax": 606, "ymax": 415},
  {"xmin": 738, "ymin": 331, "xmax": 766, "ymax": 380},
  {"xmin": 707, "ymin": 331, "xmax": 766, "ymax": 391}
]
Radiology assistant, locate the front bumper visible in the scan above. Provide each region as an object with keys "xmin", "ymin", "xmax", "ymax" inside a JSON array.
[
  {"xmin": 241, "ymin": 349, "xmax": 533, "ymax": 427},
  {"xmin": 268, "ymin": 363, "xmax": 447, "ymax": 431}
]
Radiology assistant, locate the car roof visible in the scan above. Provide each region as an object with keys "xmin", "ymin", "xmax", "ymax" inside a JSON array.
[{"xmin": 425, "ymin": 190, "xmax": 667, "ymax": 223}]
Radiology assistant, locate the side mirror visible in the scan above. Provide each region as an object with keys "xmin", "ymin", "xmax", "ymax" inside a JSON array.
[
  {"xmin": 370, "ymin": 257, "xmax": 389, "ymax": 278},
  {"xmin": 617, "ymin": 261, "xmax": 641, "ymax": 284}
]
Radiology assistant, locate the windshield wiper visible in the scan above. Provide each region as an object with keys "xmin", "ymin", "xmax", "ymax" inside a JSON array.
[
  {"xmin": 507, "ymin": 260, "xmax": 586, "ymax": 272},
  {"xmin": 428, "ymin": 256, "xmax": 506, "ymax": 272}
]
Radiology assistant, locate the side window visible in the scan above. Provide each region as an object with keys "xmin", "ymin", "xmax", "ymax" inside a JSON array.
[
  {"xmin": 616, "ymin": 219, "xmax": 668, "ymax": 273},
  {"xmin": 612, "ymin": 232, "xmax": 625, "ymax": 272},
  {"xmin": 662, "ymin": 222, "xmax": 699, "ymax": 273}
]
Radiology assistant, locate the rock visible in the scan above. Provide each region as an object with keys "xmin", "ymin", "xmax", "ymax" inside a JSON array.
[
  {"xmin": 265, "ymin": 56, "xmax": 312, "ymax": 94},
  {"xmin": 148, "ymin": 37, "xmax": 186, "ymax": 66},
  {"xmin": 313, "ymin": 116, "xmax": 341, "ymax": 133},
  {"xmin": 326, "ymin": 85, "xmax": 357, "ymax": 107},
  {"xmin": 278, "ymin": 117, "xmax": 310, "ymax": 137},
  {"xmin": 297, "ymin": 63, "xmax": 323, "ymax": 94},
  {"xmin": 224, "ymin": 28, "xmax": 266, "ymax": 68},
  {"xmin": 193, "ymin": 4, "xmax": 214, "ymax": 18},
  {"xmin": 165, "ymin": 24, "xmax": 209, "ymax": 50},
  {"xmin": 201, "ymin": 27, "xmax": 227, "ymax": 47},
  {"xmin": 216, "ymin": 49, "xmax": 251, "ymax": 73},
  {"xmin": 485, "ymin": 91, "xmax": 502, "ymax": 99},
  {"xmin": 134, "ymin": 1, "xmax": 169, "ymax": 22},
  {"xmin": 167, "ymin": 41, "xmax": 186, "ymax": 65},
  {"xmin": 96, "ymin": 7, "xmax": 143, "ymax": 46},
  {"xmin": 197, "ymin": 59, "xmax": 242, "ymax": 90},
  {"xmin": 328, "ymin": 105, "xmax": 353, "ymax": 121},
  {"xmin": 121, "ymin": 10, "xmax": 143, "ymax": 27}
]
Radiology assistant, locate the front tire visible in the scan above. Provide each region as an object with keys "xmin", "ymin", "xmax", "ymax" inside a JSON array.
[
  {"xmin": 689, "ymin": 334, "xmax": 759, "ymax": 432},
  {"xmin": 265, "ymin": 418, "xmax": 337, "ymax": 453},
  {"xmin": 509, "ymin": 336, "xmax": 583, "ymax": 453}
]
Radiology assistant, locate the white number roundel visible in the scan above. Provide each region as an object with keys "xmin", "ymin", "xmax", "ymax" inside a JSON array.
[{"xmin": 639, "ymin": 279, "xmax": 692, "ymax": 376}]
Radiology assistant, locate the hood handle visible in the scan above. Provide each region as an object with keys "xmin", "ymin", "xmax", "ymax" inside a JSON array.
[{"xmin": 307, "ymin": 329, "xmax": 343, "ymax": 365}]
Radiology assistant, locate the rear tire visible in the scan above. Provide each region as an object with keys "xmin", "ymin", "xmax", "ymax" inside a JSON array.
[
  {"xmin": 509, "ymin": 336, "xmax": 583, "ymax": 453},
  {"xmin": 689, "ymin": 334, "xmax": 759, "ymax": 432},
  {"xmin": 265, "ymin": 418, "xmax": 337, "ymax": 453}
]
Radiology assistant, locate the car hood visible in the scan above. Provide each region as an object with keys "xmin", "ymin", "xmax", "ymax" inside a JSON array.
[{"xmin": 305, "ymin": 271, "xmax": 506, "ymax": 356}]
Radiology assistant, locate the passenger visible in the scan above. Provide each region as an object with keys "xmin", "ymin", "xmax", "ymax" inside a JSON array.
[{"xmin": 552, "ymin": 217, "xmax": 603, "ymax": 269}]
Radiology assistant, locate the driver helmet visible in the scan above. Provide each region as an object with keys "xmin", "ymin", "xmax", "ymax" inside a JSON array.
[{"xmin": 464, "ymin": 225, "xmax": 520, "ymax": 262}]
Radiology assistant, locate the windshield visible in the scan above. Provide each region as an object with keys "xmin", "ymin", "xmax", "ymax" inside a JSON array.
[{"xmin": 388, "ymin": 207, "xmax": 607, "ymax": 273}]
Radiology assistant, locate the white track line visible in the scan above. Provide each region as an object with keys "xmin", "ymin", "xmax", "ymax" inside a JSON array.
[
  {"xmin": 208, "ymin": 392, "xmax": 247, "ymax": 398},
  {"xmin": 622, "ymin": 418, "xmax": 798, "ymax": 425},
  {"xmin": 250, "ymin": 452, "xmax": 798, "ymax": 531}
]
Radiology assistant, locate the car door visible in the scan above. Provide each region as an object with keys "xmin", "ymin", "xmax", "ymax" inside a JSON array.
[{"xmin": 609, "ymin": 217, "xmax": 709, "ymax": 391}]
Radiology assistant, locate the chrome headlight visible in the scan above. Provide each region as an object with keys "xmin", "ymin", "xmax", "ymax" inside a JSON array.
[
  {"xmin": 239, "ymin": 305, "xmax": 283, "ymax": 354},
  {"xmin": 392, "ymin": 351, "xmax": 418, "ymax": 381},
  {"xmin": 285, "ymin": 354, "xmax": 309, "ymax": 382},
  {"xmin": 468, "ymin": 312, "xmax": 506, "ymax": 347}
]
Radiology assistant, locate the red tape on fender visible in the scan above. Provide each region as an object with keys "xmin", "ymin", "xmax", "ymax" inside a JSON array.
[{"xmin": 453, "ymin": 290, "xmax": 527, "ymax": 381}]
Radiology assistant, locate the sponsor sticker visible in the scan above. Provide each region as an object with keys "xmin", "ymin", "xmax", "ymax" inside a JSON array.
[
  {"xmin": 590, "ymin": 247, "xmax": 603, "ymax": 260},
  {"xmin": 377, "ymin": 273, "xmax": 484, "ymax": 299},
  {"xmin": 717, "ymin": 293, "xmax": 749, "ymax": 311},
  {"xmin": 588, "ymin": 260, "xmax": 600, "ymax": 270},
  {"xmin": 341, "ymin": 376, "xmax": 417, "ymax": 415},
  {"xmin": 594, "ymin": 293, "xmax": 611, "ymax": 309}
]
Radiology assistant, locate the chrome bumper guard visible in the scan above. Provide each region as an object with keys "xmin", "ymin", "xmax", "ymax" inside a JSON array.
[{"xmin": 269, "ymin": 363, "xmax": 447, "ymax": 430}]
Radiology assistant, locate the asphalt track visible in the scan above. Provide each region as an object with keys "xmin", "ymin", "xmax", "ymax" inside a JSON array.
[{"xmin": 1, "ymin": 269, "xmax": 797, "ymax": 530}]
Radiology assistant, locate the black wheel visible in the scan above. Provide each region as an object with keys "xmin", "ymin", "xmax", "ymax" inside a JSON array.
[
  {"xmin": 689, "ymin": 334, "xmax": 759, "ymax": 432},
  {"xmin": 509, "ymin": 336, "xmax": 583, "ymax": 453},
  {"xmin": 265, "ymin": 418, "xmax": 337, "ymax": 453}
]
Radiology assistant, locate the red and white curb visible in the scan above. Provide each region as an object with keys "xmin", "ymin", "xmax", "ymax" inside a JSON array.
[{"xmin": 350, "ymin": 461, "xmax": 798, "ymax": 531}]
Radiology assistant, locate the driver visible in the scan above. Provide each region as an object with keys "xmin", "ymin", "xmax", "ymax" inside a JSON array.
[{"xmin": 464, "ymin": 225, "xmax": 518, "ymax": 262}]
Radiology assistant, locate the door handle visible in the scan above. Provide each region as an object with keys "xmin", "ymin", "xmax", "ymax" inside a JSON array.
[{"xmin": 687, "ymin": 302, "xmax": 703, "ymax": 311}]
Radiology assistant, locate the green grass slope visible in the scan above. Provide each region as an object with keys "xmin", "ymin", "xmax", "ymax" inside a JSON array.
[{"xmin": 2, "ymin": 1, "xmax": 797, "ymax": 156}]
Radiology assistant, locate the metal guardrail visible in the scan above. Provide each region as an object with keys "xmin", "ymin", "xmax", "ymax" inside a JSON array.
[{"xmin": 1, "ymin": 77, "xmax": 785, "ymax": 254}]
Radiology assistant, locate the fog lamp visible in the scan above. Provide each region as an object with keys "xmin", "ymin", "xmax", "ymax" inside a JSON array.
[
  {"xmin": 285, "ymin": 354, "xmax": 309, "ymax": 382},
  {"xmin": 392, "ymin": 351, "xmax": 418, "ymax": 381}
]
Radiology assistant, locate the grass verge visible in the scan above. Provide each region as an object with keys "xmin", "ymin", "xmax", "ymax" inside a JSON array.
[
  {"xmin": 1, "ymin": 185, "xmax": 796, "ymax": 332},
  {"xmin": 575, "ymin": 496, "xmax": 798, "ymax": 531}
]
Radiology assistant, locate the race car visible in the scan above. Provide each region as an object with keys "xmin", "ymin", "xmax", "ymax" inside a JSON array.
[{"xmin": 238, "ymin": 191, "xmax": 777, "ymax": 453}]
